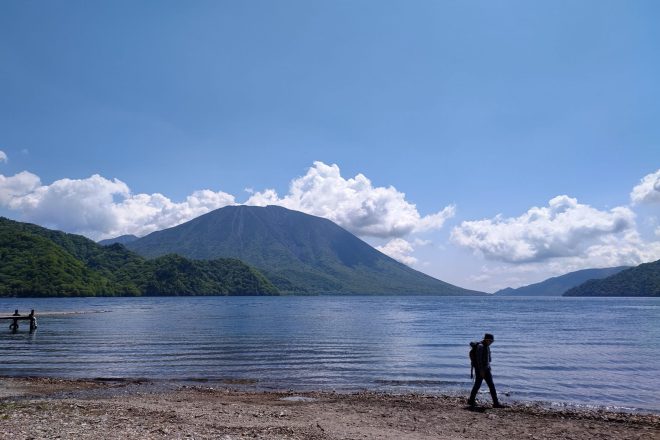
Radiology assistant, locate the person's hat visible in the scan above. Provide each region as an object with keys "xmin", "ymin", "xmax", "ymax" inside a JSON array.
[{"xmin": 483, "ymin": 333, "xmax": 495, "ymax": 341}]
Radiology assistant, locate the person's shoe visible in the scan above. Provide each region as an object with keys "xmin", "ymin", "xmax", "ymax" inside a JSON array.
[
  {"xmin": 492, "ymin": 403, "xmax": 506, "ymax": 408},
  {"xmin": 467, "ymin": 399, "xmax": 476, "ymax": 407}
]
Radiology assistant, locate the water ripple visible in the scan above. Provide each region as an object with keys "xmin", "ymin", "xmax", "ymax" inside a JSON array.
[{"xmin": 0, "ymin": 296, "xmax": 659, "ymax": 412}]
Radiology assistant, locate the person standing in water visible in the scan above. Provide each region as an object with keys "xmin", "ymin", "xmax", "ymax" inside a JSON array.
[{"xmin": 468, "ymin": 333, "xmax": 504, "ymax": 408}]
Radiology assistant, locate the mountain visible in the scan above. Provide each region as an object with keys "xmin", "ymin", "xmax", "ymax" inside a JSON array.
[
  {"xmin": 98, "ymin": 234, "xmax": 139, "ymax": 246},
  {"xmin": 563, "ymin": 259, "xmax": 660, "ymax": 297},
  {"xmin": 495, "ymin": 266, "xmax": 630, "ymax": 296},
  {"xmin": 126, "ymin": 205, "xmax": 483, "ymax": 295},
  {"xmin": 0, "ymin": 217, "xmax": 278, "ymax": 297}
]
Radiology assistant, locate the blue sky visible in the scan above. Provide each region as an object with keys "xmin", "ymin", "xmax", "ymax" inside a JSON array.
[{"xmin": 1, "ymin": 1, "xmax": 659, "ymax": 291}]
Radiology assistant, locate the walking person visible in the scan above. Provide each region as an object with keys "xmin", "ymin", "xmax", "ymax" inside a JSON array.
[{"xmin": 468, "ymin": 333, "xmax": 504, "ymax": 408}]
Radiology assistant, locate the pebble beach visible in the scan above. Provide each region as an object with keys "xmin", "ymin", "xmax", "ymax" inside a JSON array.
[{"xmin": 1, "ymin": 377, "xmax": 658, "ymax": 440}]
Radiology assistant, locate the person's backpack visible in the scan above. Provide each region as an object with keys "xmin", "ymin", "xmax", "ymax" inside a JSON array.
[{"xmin": 469, "ymin": 341, "xmax": 479, "ymax": 379}]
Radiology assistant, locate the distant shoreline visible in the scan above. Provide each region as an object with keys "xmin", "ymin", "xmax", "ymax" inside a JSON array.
[
  {"xmin": 0, "ymin": 377, "xmax": 657, "ymax": 439},
  {"xmin": 0, "ymin": 292, "xmax": 489, "ymax": 298},
  {"xmin": 5, "ymin": 292, "xmax": 660, "ymax": 298}
]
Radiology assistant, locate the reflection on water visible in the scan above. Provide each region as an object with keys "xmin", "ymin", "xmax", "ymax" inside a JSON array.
[{"xmin": 0, "ymin": 296, "xmax": 659, "ymax": 412}]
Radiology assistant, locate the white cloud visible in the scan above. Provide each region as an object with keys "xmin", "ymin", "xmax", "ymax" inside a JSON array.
[
  {"xmin": 449, "ymin": 169, "xmax": 660, "ymax": 291},
  {"xmin": 0, "ymin": 150, "xmax": 7, "ymax": 163},
  {"xmin": 468, "ymin": 264, "xmax": 550, "ymax": 292},
  {"xmin": 0, "ymin": 172, "xmax": 235, "ymax": 239},
  {"xmin": 246, "ymin": 161, "xmax": 455, "ymax": 238},
  {"xmin": 451, "ymin": 195, "xmax": 637, "ymax": 263},
  {"xmin": 0, "ymin": 161, "xmax": 453, "ymax": 242},
  {"xmin": 376, "ymin": 238, "xmax": 418, "ymax": 265},
  {"xmin": 631, "ymin": 168, "xmax": 660, "ymax": 205},
  {"xmin": 471, "ymin": 231, "xmax": 660, "ymax": 293},
  {"xmin": 412, "ymin": 238, "xmax": 431, "ymax": 246},
  {"xmin": 0, "ymin": 171, "xmax": 41, "ymax": 206}
]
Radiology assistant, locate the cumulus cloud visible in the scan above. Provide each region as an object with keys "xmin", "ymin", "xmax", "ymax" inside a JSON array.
[
  {"xmin": 451, "ymin": 195, "xmax": 637, "ymax": 263},
  {"xmin": 0, "ymin": 161, "xmax": 451, "ymax": 254},
  {"xmin": 450, "ymin": 168, "xmax": 660, "ymax": 291},
  {"xmin": 0, "ymin": 172, "xmax": 235, "ymax": 239},
  {"xmin": 465, "ymin": 227, "xmax": 660, "ymax": 292},
  {"xmin": 631, "ymin": 168, "xmax": 660, "ymax": 205},
  {"xmin": 0, "ymin": 150, "xmax": 7, "ymax": 163},
  {"xmin": 0, "ymin": 171, "xmax": 41, "ymax": 206},
  {"xmin": 246, "ymin": 161, "xmax": 455, "ymax": 238},
  {"xmin": 376, "ymin": 238, "xmax": 418, "ymax": 265}
]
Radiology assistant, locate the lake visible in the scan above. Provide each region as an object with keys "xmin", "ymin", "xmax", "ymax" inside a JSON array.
[{"xmin": 1, "ymin": 296, "xmax": 658, "ymax": 412}]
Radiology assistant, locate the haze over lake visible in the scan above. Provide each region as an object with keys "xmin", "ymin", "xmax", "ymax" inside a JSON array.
[{"xmin": 2, "ymin": 296, "xmax": 658, "ymax": 412}]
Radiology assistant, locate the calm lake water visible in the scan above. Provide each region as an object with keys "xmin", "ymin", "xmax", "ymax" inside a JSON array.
[{"xmin": 1, "ymin": 296, "xmax": 659, "ymax": 412}]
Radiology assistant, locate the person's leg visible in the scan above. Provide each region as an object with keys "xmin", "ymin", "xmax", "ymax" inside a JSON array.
[
  {"xmin": 483, "ymin": 370, "xmax": 500, "ymax": 405},
  {"xmin": 468, "ymin": 375, "xmax": 483, "ymax": 405}
]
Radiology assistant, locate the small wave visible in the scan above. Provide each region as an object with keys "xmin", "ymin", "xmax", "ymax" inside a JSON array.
[
  {"xmin": 547, "ymin": 400, "xmax": 648, "ymax": 414},
  {"xmin": 221, "ymin": 378, "xmax": 259, "ymax": 385},
  {"xmin": 374, "ymin": 379, "xmax": 463, "ymax": 387},
  {"xmin": 280, "ymin": 396, "xmax": 317, "ymax": 402},
  {"xmin": 34, "ymin": 310, "xmax": 112, "ymax": 316}
]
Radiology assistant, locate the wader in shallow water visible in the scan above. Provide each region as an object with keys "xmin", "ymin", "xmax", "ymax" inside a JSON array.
[{"xmin": 468, "ymin": 333, "xmax": 503, "ymax": 408}]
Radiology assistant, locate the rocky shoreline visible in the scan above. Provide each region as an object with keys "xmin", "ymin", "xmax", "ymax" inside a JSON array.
[{"xmin": 0, "ymin": 377, "xmax": 658, "ymax": 439}]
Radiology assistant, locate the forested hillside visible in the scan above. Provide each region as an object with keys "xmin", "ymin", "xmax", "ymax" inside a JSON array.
[
  {"xmin": 0, "ymin": 217, "xmax": 278, "ymax": 297},
  {"xmin": 563, "ymin": 259, "xmax": 660, "ymax": 297}
]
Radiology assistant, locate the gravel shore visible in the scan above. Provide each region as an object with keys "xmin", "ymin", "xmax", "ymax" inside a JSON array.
[{"xmin": 0, "ymin": 377, "xmax": 658, "ymax": 439}]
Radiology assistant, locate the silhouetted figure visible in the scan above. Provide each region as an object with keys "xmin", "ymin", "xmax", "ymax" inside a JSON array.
[
  {"xmin": 29, "ymin": 309, "xmax": 37, "ymax": 331},
  {"xmin": 468, "ymin": 333, "xmax": 503, "ymax": 408},
  {"xmin": 10, "ymin": 309, "xmax": 20, "ymax": 332}
]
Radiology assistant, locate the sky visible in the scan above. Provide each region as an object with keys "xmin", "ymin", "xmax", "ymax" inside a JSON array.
[{"xmin": 1, "ymin": 1, "xmax": 659, "ymax": 292}]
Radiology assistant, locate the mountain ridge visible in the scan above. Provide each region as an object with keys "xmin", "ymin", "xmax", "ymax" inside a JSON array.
[
  {"xmin": 126, "ymin": 205, "xmax": 483, "ymax": 295},
  {"xmin": 495, "ymin": 266, "xmax": 630, "ymax": 296},
  {"xmin": 563, "ymin": 259, "xmax": 660, "ymax": 297},
  {"xmin": 98, "ymin": 234, "xmax": 139, "ymax": 246}
]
